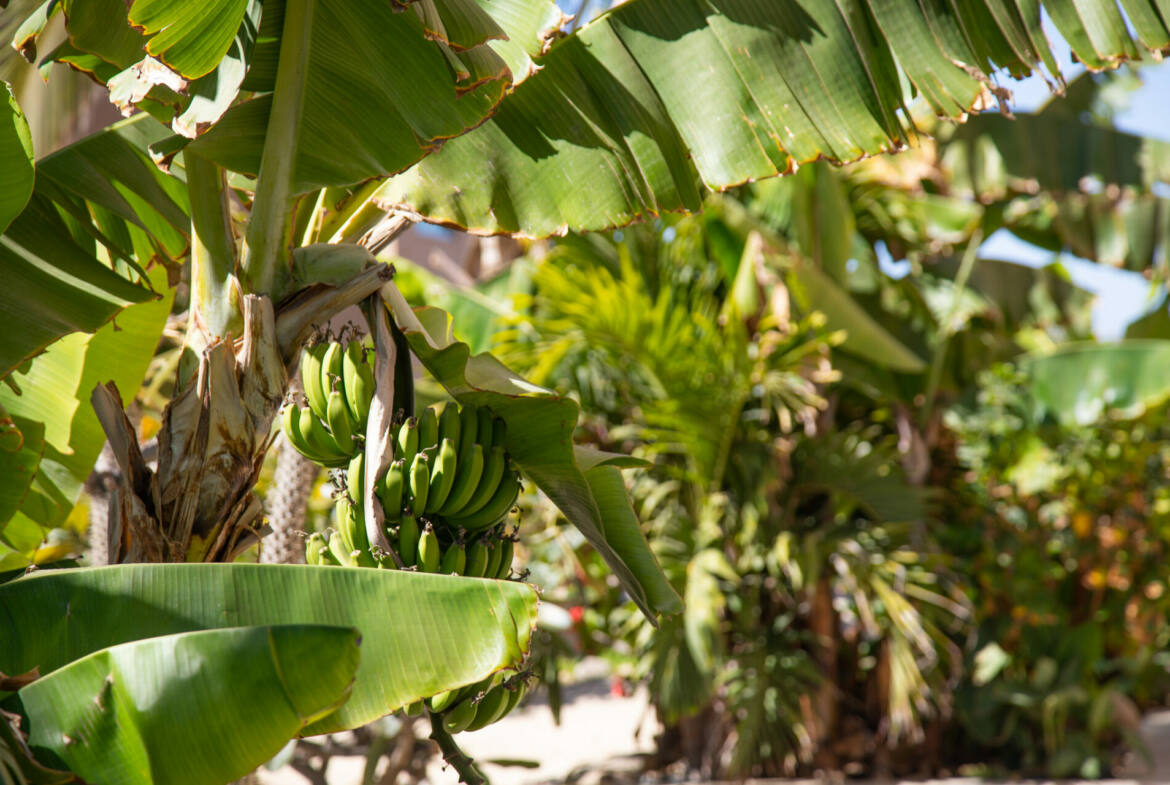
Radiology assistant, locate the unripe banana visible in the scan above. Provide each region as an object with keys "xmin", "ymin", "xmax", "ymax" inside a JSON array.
[
  {"xmin": 438, "ymin": 442, "xmax": 484, "ymax": 516},
  {"xmin": 448, "ymin": 468, "xmax": 519, "ymax": 532},
  {"xmin": 476, "ymin": 407, "xmax": 493, "ymax": 450},
  {"xmin": 408, "ymin": 452, "xmax": 430, "ymax": 515},
  {"xmin": 464, "ymin": 537, "xmax": 489, "ymax": 578},
  {"xmin": 426, "ymin": 437, "xmax": 458, "ymax": 513},
  {"xmin": 299, "ymin": 406, "xmax": 350, "ymax": 467},
  {"xmin": 342, "ymin": 340, "xmax": 372, "ymax": 427},
  {"xmin": 397, "ymin": 417, "xmax": 420, "ymax": 468},
  {"xmin": 442, "ymin": 698, "xmax": 478, "ymax": 734},
  {"xmin": 465, "ymin": 684, "xmax": 510, "ymax": 732},
  {"xmin": 328, "ymin": 530, "xmax": 355, "ymax": 567},
  {"xmin": 459, "ymin": 444, "xmax": 506, "ymax": 517},
  {"xmin": 403, "ymin": 700, "xmax": 425, "ymax": 717},
  {"xmin": 397, "ymin": 513, "xmax": 420, "ymax": 567},
  {"xmin": 418, "ymin": 524, "xmax": 441, "ymax": 573},
  {"xmin": 282, "ymin": 403, "xmax": 329, "ymax": 465},
  {"xmin": 440, "ymin": 540, "xmax": 466, "ymax": 575},
  {"xmin": 495, "ymin": 537, "xmax": 514, "ymax": 579},
  {"xmin": 327, "ymin": 385, "xmax": 357, "ymax": 454},
  {"xmin": 347, "ymin": 452, "xmax": 365, "ymax": 508},
  {"xmin": 482, "ymin": 540, "xmax": 503, "ymax": 579},
  {"xmin": 305, "ymin": 532, "xmax": 328, "ymax": 565},
  {"xmin": 428, "ymin": 688, "xmax": 461, "ymax": 714},
  {"xmin": 301, "ymin": 343, "xmax": 330, "ymax": 421},
  {"xmin": 491, "ymin": 416, "xmax": 507, "ymax": 448},
  {"xmin": 320, "ymin": 341, "xmax": 344, "ymax": 411},
  {"xmin": 457, "ymin": 404, "xmax": 478, "ymax": 466},
  {"xmin": 378, "ymin": 460, "xmax": 405, "ymax": 523},
  {"xmin": 437, "ymin": 401, "xmax": 461, "ymax": 451},
  {"xmin": 417, "ymin": 406, "xmax": 438, "ymax": 451},
  {"xmin": 501, "ymin": 679, "xmax": 527, "ymax": 716}
]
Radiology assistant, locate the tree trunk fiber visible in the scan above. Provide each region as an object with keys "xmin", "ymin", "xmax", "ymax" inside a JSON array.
[{"xmin": 260, "ymin": 434, "xmax": 319, "ymax": 565}]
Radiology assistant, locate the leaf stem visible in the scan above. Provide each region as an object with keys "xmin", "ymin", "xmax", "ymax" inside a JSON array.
[
  {"xmin": 428, "ymin": 713, "xmax": 486, "ymax": 785},
  {"xmin": 187, "ymin": 151, "xmax": 241, "ymax": 338},
  {"xmin": 241, "ymin": 0, "xmax": 313, "ymax": 296}
]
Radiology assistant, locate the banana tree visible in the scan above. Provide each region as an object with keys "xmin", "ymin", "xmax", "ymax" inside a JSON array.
[{"xmin": 1, "ymin": 0, "xmax": 1166, "ymax": 783}]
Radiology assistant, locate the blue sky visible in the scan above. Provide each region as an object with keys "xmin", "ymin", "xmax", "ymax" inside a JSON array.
[{"xmin": 974, "ymin": 30, "xmax": 1169, "ymax": 339}]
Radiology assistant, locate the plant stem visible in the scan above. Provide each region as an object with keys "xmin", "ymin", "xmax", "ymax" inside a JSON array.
[
  {"xmin": 242, "ymin": 0, "xmax": 313, "ymax": 296},
  {"xmin": 187, "ymin": 151, "xmax": 241, "ymax": 338},
  {"xmin": 428, "ymin": 713, "xmax": 486, "ymax": 785}
]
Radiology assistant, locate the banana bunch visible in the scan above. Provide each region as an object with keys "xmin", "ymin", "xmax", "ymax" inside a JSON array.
[
  {"xmin": 381, "ymin": 400, "xmax": 521, "ymax": 532},
  {"xmin": 402, "ymin": 671, "xmax": 529, "ymax": 734},
  {"xmin": 281, "ymin": 340, "xmax": 374, "ymax": 467}
]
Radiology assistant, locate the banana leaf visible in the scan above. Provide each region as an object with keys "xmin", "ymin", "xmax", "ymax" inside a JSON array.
[
  {"xmin": 19, "ymin": 625, "xmax": 361, "ymax": 785},
  {"xmin": 0, "ymin": 563, "xmax": 538, "ymax": 735},
  {"xmin": 1023, "ymin": 340, "xmax": 1170, "ymax": 426},
  {"xmin": 379, "ymin": 0, "xmax": 1167, "ymax": 237},
  {"xmin": 0, "ymin": 82, "xmax": 34, "ymax": 237},
  {"xmin": 383, "ymin": 289, "xmax": 682, "ymax": 622},
  {"xmin": 0, "ymin": 267, "xmax": 174, "ymax": 543}
]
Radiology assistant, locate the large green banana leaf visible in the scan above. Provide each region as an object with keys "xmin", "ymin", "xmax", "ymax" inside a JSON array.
[
  {"xmin": 383, "ymin": 290, "xmax": 682, "ymax": 622},
  {"xmin": 24, "ymin": 0, "xmax": 563, "ymax": 192},
  {"xmin": 377, "ymin": 0, "xmax": 1169, "ymax": 237},
  {"xmin": 0, "ymin": 563, "xmax": 538, "ymax": 735},
  {"xmin": 0, "ymin": 114, "xmax": 187, "ymax": 381},
  {"xmin": 1023, "ymin": 340, "xmax": 1170, "ymax": 426},
  {"xmin": 0, "ymin": 82, "xmax": 33, "ymax": 236},
  {"xmin": 0, "ymin": 267, "xmax": 173, "ymax": 551},
  {"xmin": 19, "ymin": 625, "xmax": 361, "ymax": 785}
]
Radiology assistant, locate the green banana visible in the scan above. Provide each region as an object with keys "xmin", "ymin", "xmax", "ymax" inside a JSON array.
[
  {"xmin": 428, "ymin": 687, "xmax": 462, "ymax": 714},
  {"xmin": 482, "ymin": 540, "xmax": 503, "ymax": 579},
  {"xmin": 397, "ymin": 513, "xmax": 420, "ymax": 567},
  {"xmin": 426, "ymin": 437, "xmax": 458, "ymax": 513},
  {"xmin": 327, "ymin": 530, "xmax": 355, "ymax": 567},
  {"xmin": 491, "ymin": 416, "xmax": 507, "ymax": 448},
  {"xmin": 457, "ymin": 404, "xmax": 478, "ymax": 466},
  {"xmin": 448, "ymin": 468, "xmax": 520, "ymax": 531},
  {"xmin": 347, "ymin": 452, "xmax": 365, "ymax": 509},
  {"xmin": 403, "ymin": 700, "xmax": 425, "ymax": 717},
  {"xmin": 408, "ymin": 452, "xmax": 430, "ymax": 515},
  {"xmin": 282, "ymin": 404, "xmax": 327, "ymax": 465},
  {"xmin": 443, "ymin": 698, "xmax": 478, "ymax": 734},
  {"xmin": 495, "ymin": 537, "xmax": 514, "ymax": 579},
  {"xmin": 501, "ymin": 680, "xmax": 527, "ymax": 716},
  {"xmin": 320, "ymin": 341, "xmax": 344, "ymax": 409},
  {"xmin": 417, "ymin": 406, "xmax": 438, "ymax": 451},
  {"xmin": 418, "ymin": 524, "xmax": 441, "ymax": 573},
  {"xmin": 342, "ymin": 340, "xmax": 372, "ymax": 427},
  {"xmin": 327, "ymin": 386, "xmax": 356, "ymax": 453},
  {"xmin": 299, "ymin": 406, "xmax": 350, "ymax": 467},
  {"xmin": 438, "ymin": 442, "xmax": 484, "ymax": 516},
  {"xmin": 301, "ymin": 343, "xmax": 330, "ymax": 421},
  {"xmin": 440, "ymin": 540, "xmax": 466, "ymax": 574},
  {"xmin": 476, "ymin": 407, "xmax": 493, "ymax": 450},
  {"xmin": 464, "ymin": 537, "xmax": 489, "ymax": 577},
  {"xmin": 397, "ymin": 417, "xmax": 419, "ymax": 469},
  {"xmin": 459, "ymin": 444, "xmax": 506, "ymax": 517},
  {"xmin": 465, "ymin": 684, "xmax": 510, "ymax": 732},
  {"xmin": 437, "ymin": 401, "xmax": 461, "ymax": 450},
  {"xmin": 378, "ymin": 460, "xmax": 405, "ymax": 523},
  {"xmin": 305, "ymin": 532, "xmax": 328, "ymax": 565}
]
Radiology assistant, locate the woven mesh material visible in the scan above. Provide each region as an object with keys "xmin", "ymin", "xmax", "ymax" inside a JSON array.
[{"xmin": 260, "ymin": 434, "xmax": 319, "ymax": 564}]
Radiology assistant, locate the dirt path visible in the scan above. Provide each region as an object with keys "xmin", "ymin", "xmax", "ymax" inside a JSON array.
[{"xmin": 259, "ymin": 680, "xmax": 1170, "ymax": 785}]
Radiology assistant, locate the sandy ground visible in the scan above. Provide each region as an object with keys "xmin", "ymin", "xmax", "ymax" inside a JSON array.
[{"xmin": 257, "ymin": 662, "xmax": 1170, "ymax": 785}]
